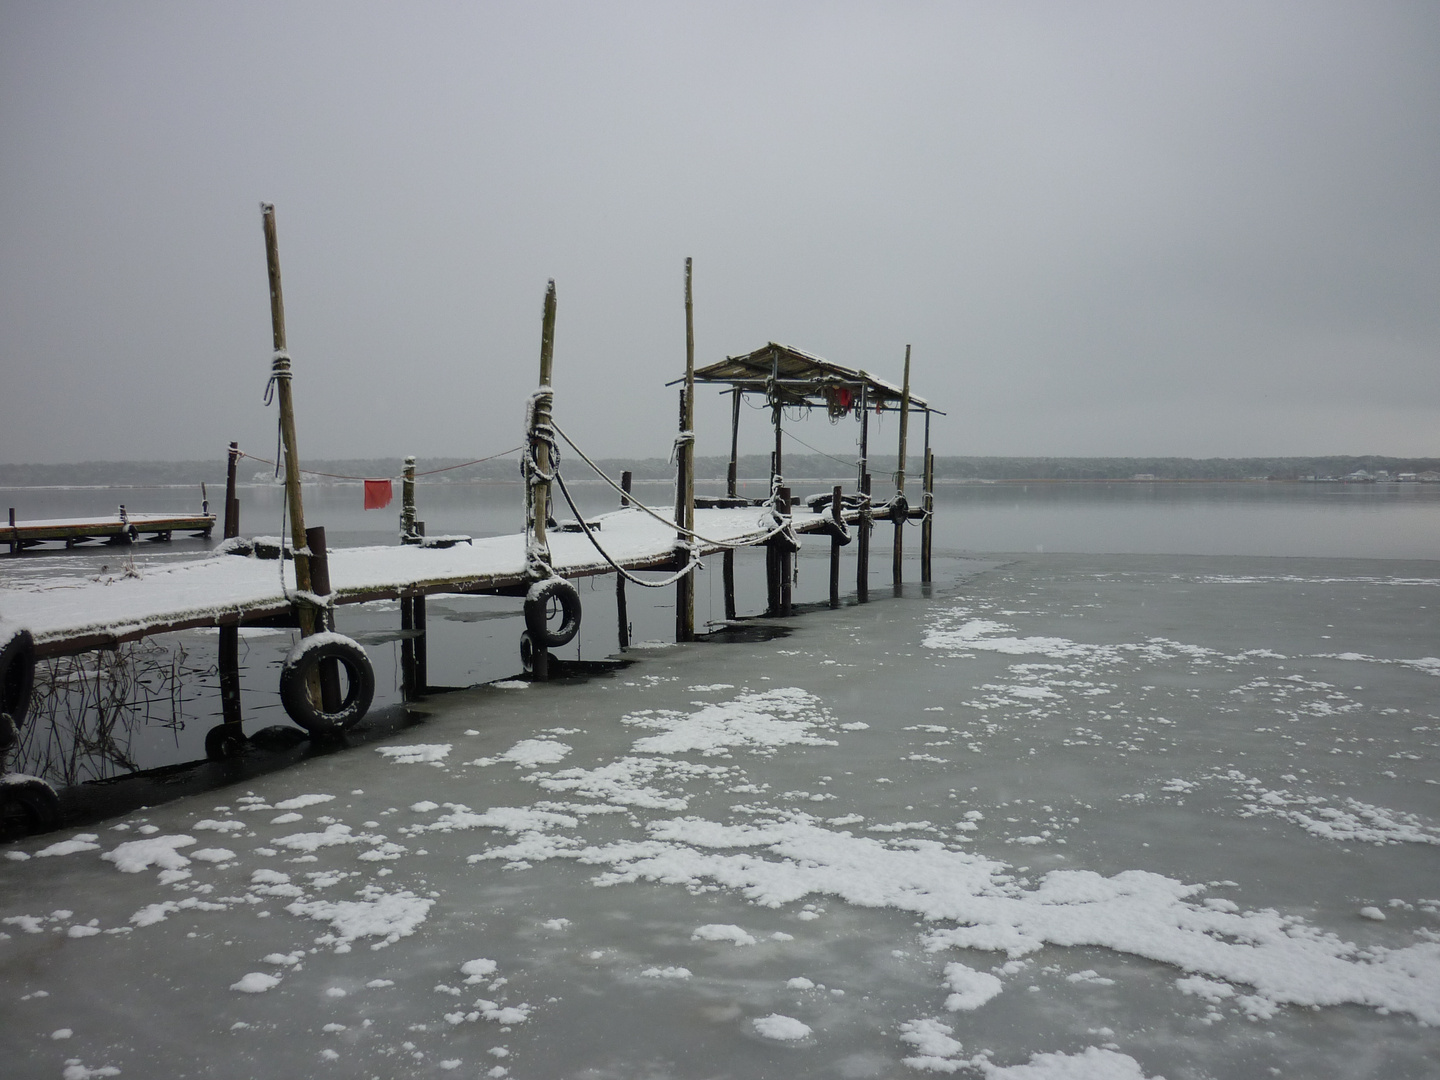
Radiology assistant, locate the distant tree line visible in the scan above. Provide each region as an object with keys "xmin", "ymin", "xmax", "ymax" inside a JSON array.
[{"xmin": 4, "ymin": 454, "xmax": 1439, "ymax": 488}]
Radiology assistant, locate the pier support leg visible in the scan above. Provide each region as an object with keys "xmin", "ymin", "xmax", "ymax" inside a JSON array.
[
  {"xmin": 829, "ymin": 485, "xmax": 842, "ymax": 608},
  {"xmin": 207, "ymin": 622, "xmax": 247, "ymax": 759},
  {"xmin": 857, "ymin": 473, "xmax": 871, "ymax": 602},
  {"xmin": 616, "ymin": 471, "xmax": 632, "ymax": 650},
  {"xmin": 921, "ymin": 446, "xmax": 934, "ymax": 585},
  {"xmin": 306, "ymin": 527, "xmax": 342, "ymax": 714},
  {"xmin": 413, "ymin": 594, "xmax": 427, "ymax": 694},
  {"xmin": 777, "ymin": 486, "xmax": 793, "ymax": 618},
  {"xmin": 401, "ymin": 597, "xmax": 416, "ymax": 701}
]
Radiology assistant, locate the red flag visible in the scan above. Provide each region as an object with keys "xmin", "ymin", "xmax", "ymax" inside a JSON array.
[{"xmin": 364, "ymin": 479, "xmax": 393, "ymax": 510}]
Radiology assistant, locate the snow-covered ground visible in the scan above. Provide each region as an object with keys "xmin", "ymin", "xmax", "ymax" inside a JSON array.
[{"xmin": 3, "ymin": 552, "xmax": 1439, "ymax": 1078}]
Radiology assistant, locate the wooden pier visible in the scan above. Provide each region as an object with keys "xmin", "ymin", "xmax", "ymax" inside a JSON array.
[
  {"xmin": 0, "ymin": 206, "xmax": 938, "ymax": 832},
  {"xmin": 6, "ymin": 509, "xmax": 215, "ymax": 553}
]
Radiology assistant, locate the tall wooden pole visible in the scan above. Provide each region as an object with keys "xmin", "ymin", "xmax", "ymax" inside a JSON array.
[
  {"xmin": 260, "ymin": 203, "xmax": 315, "ymax": 638},
  {"xmin": 675, "ymin": 258, "xmax": 696, "ymax": 642},
  {"xmin": 617, "ymin": 471, "xmax": 632, "ymax": 649},
  {"xmin": 856, "ymin": 382, "xmax": 871, "ymax": 601},
  {"xmin": 722, "ymin": 386, "xmax": 740, "ymax": 621},
  {"xmin": 528, "ymin": 281, "xmax": 557, "ymax": 574},
  {"xmin": 892, "ymin": 344, "xmax": 911, "ymax": 587},
  {"xmin": 526, "ymin": 281, "xmax": 557, "ymax": 681},
  {"xmin": 829, "ymin": 483, "xmax": 842, "ymax": 608},
  {"xmin": 921, "ymin": 410, "xmax": 934, "ymax": 584}
]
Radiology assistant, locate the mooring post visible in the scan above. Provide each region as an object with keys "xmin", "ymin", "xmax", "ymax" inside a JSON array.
[
  {"xmin": 777, "ymin": 485, "xmax": 793, "ymax": 617},
  {"xmin": 674, "ymin": 257, "xmax": 697, "ymax": 643},
  {"xmin": 616, "ymin": 471, "xmax": 632, "ymax": 649},
  {"xmin": 8, "ymin": 507, "xmax": 16, "ymax": 556},
  {"xmin": 723, "ymin": 387, "xmax": 739, "ymax": 620},
  {"xmin": 401, "ymin": 456, "xmax": 420, "ymax": 544},
  {"xmin": 400, "ymin": 594, "xmax": 416, "ymax": 699},
  {"xmin": 219, "ymin": 444, "xmax": 243, "ymax": 728},
  {"xmin": 260, "ymin": 203, "xmax": 316, "ymax": 640},
  {"xmin": 224, "ymin": 442, "xmax": 240, "ymax": 540},
  {"xmin": 829, "ymin": 484, "xmax": 842, "ymax": 608},
  {"xmin": 858, "ymin": 472, "xmax": 872, "ymax": 602},
  {"xmin": 305, "ymin": 526, "xmax": 342, "ymax": 713},
  {"xmin": 921, "ymin": 408, "xmax": 934, "ymax": 584},
  {"xmin": 893, "ymin": 344, "xmax": 912, "ymax": 588},
  {"xmin": 414, "ymin": 592, "xmax": 427, "ymax": 694},
  {"xmin": 526, "ymin": 281, "xmax": 558, "ymax": 681}
]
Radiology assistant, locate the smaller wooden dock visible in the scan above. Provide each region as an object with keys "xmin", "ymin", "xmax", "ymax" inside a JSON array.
[{"xmin": 6, "ymin": 510, "xmax": 216, "ymax": 553}]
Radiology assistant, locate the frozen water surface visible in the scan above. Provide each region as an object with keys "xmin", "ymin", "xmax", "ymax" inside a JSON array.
[{"xmin": 4, "ymin": 552, "xmax": 1440, "ymax": 1077}]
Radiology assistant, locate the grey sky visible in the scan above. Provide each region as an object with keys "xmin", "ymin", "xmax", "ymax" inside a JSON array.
[{"xmin": 2, "ymin": 1, "xmax": 1437, "ymax": 465}]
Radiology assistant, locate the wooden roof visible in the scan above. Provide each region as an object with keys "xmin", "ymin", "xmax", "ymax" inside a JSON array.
[{"xmin": 681, "ymin": 342, "xmax": 934, "ymax": 411}]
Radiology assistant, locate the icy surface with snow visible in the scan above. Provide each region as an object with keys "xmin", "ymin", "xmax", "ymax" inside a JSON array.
[{"xmin": 3, "ymin": 552, "xmax": 1439, "ymax": 1078}]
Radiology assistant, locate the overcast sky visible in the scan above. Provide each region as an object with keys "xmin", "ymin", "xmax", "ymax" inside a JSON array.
[{"xmin": 2, "ymin": 2, "xmax": 1437, "ymax": 466}]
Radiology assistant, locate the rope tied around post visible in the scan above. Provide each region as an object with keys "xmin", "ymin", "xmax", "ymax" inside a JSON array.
[{"xmin": 669, "ymin": 429, "xmax": 694, "ymax": 464}]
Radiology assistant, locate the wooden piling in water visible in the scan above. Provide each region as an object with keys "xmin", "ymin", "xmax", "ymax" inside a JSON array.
[
  {"xmin": 723, "ymin": 388, "xmax": 740, "ymax": 620},
  {"xmin": 857, "ymin": 472, "xmax": 871, "ymax": 602},
  {"xmin": 616, "ymin": 471, "xmax": 632, "ymax": 649},
  {"xmin": 527, "ymin": 281, "xmax": 558, "ymax": 681},
  {"xmin": 401, "ymin": 456, "xmax": 420, "ymax": 544},
  {"xmin": 223, "ymin": 442, "xmax": 240, "ymax": 540},
  {"xmin": 829, "ymin": 484, "xmax": 842, "ymax": 608},
  {"xmin": 260, "ymin": 203, "xmax": 316, "ymax": 640},
  {"xmin": 893, "ymin": 344, "xmax": 911, "ymax": 588},
  {"xmin": 777, "ymin": 486, "xmax": 793, "ymax": 617},
  {"xmin": 305, "ymin": 526, "xmax": 342, "ymax": 713},
  {"xmin": 921, "ymin": 410, "xmax": 934, "ymax": 583},
  {"xmin": 675, "ymin": 259, "xmax": 696, "ymax": 642}
]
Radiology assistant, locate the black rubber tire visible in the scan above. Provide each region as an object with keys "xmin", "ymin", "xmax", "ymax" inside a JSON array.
[
  {"xmin": 524, "ymin": 577, "xmax": 582, "ymax": 648},
  {"xmin": 0, "ymin": 775, "xmax": 62, "ymax": 837},
  {"xmin": 204, "ymin": 724, "xmax": 248, "ymax": 761},
  {"xmin": 278, "ymin": 635, "xmax": 375, "ymax": 735},
  {"xmin": 821, "ymin": 517, "xmax": 853, "ymax": 547},
  {"xmin": 519, "ymin": 630, "xmax": 538, "ymax": 674},
  {"xmin": 890, "ymin": 493, "xmax": 910, "ymax": 522},
  {"xmin": 0, "ymin": 629, "xmax": 36, "ymax": 734}
]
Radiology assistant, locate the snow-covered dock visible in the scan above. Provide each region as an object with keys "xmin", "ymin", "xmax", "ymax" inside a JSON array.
[
  {"xmin": 5, "ymin": 510, "xmax": 215, "ymax": 554},
  {"xmin": 1, "ymin": 503, "xmax": 873, "ymax": 660}
]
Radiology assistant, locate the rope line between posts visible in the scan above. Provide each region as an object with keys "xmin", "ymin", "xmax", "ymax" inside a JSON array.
[
  {"xmin": 235, "ymin": 446, "xmax": 524, "ymax": 482},
  {"xmin": 549, "ymin": 421, "xmax": 793, "ymax": 550},
  {"xmin": 551, "ymin": 468, "xmax": 700, "ymax": 588},
  {"xmin": 781, "ymin": 427, "xmax": 856, "ymax": 469}
]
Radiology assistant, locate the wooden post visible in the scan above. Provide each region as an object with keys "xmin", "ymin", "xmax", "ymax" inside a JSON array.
[
  {"xmin": 400, "ymin": 596, "xmax": 416, "ymax": 700},
  {"xmin": 681, "ymin": 259, "xmax": 697, "ymax": 638},
  {"xmin": 893, "ymin": 344, "xmax": 911, "ymax": 587},
  {"xmin": 857, "ymin": 472, "xmax": 871, "ymax": 601},
  {"xmin": 527, "ymin": 280, "xmax": 558, "ymax": 681},
  {"xmin": 413, "ymin": 593, "xmax": 427, "ymax": 694},
  {"xmin": 921, "ymin": 409, "xmax": 934, "ymax": 584},
  {"xmin": 223, "ymin": 442, "xmax": 240, "ymax": 540},
  {"xmin": 672, "ymin": 259, "xmax": 696, "ymax": 642},
  {"xmin": 8, "ymin": 507, "xmax": 16, "ymax": 556},
  {"xmin": 722, "ymin": 386, "xmax": 739, "ymax": 620},
  {"xmin": 305, "ymin": 526, "xmax": 342, "ymax": 713},
  {"xmin": 218, "ymin": 623, "xmax": 242, "ymax": 728},
  {"xmin": 401, "ymin": 456, "xmax": 419, "ymax": 544},
  {"xmin": 616, "ymin": 471, "xmax": 632, "ymax": 649},
  {"xmin": 777, "ymin": 485, "xmax": 793, "ymax": 617},
  {"xmin": 829, "ymin": 484, "xmax": 842, "ymax": 608},
  {"xmin": 771, "ymin": 366, "xmax": 783, "ymax": 490},
  {"xmin": 260, "ymin": 203, "xmax": 315, "ymax": 639}
]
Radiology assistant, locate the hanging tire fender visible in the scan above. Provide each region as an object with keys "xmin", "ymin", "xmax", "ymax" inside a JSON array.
[
  {"xmin": 0, "ymin": 628, "xmax": 36, "ymax": 741},
  {"xmin": 278, "ymin": 632, "xmax": 375, "ymax": 735},
  {"xmin": 821, "ymin": 516, "xmax": 852, "ymax": 547},
  {"xmin": 0, "ymin": 774, "xmax": 61, "ymax": 837},
  {"xmin": 525, "ymin": 577, "xmax": 582, "ymax": 648},
  {"xmin": 890, "ymin": 493, "xmax": 910, "ymax": 522}
]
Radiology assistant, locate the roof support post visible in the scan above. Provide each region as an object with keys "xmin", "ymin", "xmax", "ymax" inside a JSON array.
[
  {"xmin": 675, "ymin": 258, "xmax": 696, "ymax": 642},
  {"xmin": 922, "ymin": 409, "xmax": 934, "ymax": 583},
  {"xmin": 893, "ymin": 344, "xmax": 911, "ymax": 588}
]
